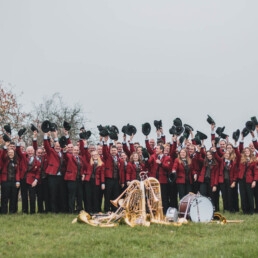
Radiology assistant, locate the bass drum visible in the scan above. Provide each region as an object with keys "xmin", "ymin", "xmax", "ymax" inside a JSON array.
[{"xmin": 189, "ymin": 196, "xmax": 214, "ymax": 222}]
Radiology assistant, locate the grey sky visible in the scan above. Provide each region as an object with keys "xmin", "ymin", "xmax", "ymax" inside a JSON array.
[{"xmin": 0, "ymin": 1, "xmax": 257, "ymax": 145}]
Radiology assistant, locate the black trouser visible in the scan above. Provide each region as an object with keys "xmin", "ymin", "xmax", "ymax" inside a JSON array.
[
  {"xmin": 167, "ymin": 182, "xmax": 178, "ymax": 209},
  {"xmin": 232, "ymin": 182, "xmax": 239, "ymax": 212},
  {"xmin": 84, "ymin": 179, "xmax": 101, "ymax": 213},
  {"xmin": 177, "ymin": 182, "xmax": 192, "ymax": 200},
  {"xmin": 160, "ymin": 183, "xmax": 168, "ymax": 214},
  {"xmin": 104, "ymin": 178, "xmax": 120, "ymax": 212},
  {"xmin": 48, "ymin": 175, "xmax": 67, "ymax": 213},
  {"xmin": 20, "ymin": 179, "xmax": 36, "ymax": 214},
  {"xmin": 35, "ymin": 178, "xmax": 50, "ymax": 213},
  {"xmin": 67, "ymin": 179, "xmax": 83, "ymax": 213},
  {"xmin": 254, "ymin": 184, "xmax": 258, "ymax": 213},
  {"xmin": 220, "ymin": 180, "xmax": 234, "ymax": 212},
  {"xmin": 1, "ymin": 181, "xmax": 18, "ymax": 214},
  {"xmin": 239, "ymin": 179, "xmax": 254, "ymax": 214},
  {"xmin": 200, "ymin": 180, "xmax": 218, "ymax": 211}
]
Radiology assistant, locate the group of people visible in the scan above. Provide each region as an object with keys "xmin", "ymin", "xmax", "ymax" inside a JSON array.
[{"xmin": 0, "ymin": 116, "xmax": 257, "ymax": 216}]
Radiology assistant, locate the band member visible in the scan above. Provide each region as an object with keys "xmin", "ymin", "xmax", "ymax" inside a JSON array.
[
  {"xmin": 1, "ymin": 143, "xmax": 20, "ymax": 214},
  {"xmin": 172, "ymin": 148, "xmax": 197, "ymax": 200},
  {"xmin": 120, "ymin": 152, "xmax": 129, "ymax": 191},
  {"xmin": 197, "ymin": 148, "xmax": 219, "ymax": 211},
  {"xmin": 237, "ymin": 147, "xmax": 257, "ymax": 214},
  {"xmin": 63, "ymin": 145, "xmax": 85, "ymax": 213},
  {"xmin": 148, "ymin": 145, "xmax": 171, "ymax": 213},
  {"xmin": 16, "ymin": 140, "xmax": 41, "ymax": 214},
  {"xmin": 103, "ymin": 136, "xmax": 125, "ymax": 212},
  {"xmin": 84, "ymin": 151, "xmax": 105, "ymax": 213},
  {"xmin": 44, "ymin": 131, "xmax": 67, "ymax": 213},
  {"xmin": 126, "ymin": 152, "xmax": 145, "ymax": 182},
  {"xmin": 122, "ymin": 134, "xmax": 135, "ymax": 157}
]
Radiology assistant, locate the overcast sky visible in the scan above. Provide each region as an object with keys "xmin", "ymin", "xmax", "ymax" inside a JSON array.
[{"xmin": 0, "ymin": 0, "xmax": 257, "ymax": 145}]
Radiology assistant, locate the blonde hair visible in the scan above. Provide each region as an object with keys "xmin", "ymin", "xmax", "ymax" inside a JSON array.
[
  {"xmin": 90, "ymin": 151, "xmax": 103, "ymax": 167},
  {"xmin": 240, "ymin": 147, "xmax": 257, "ymax": 164},
  {"xmin": 130, "ymin": 152, "xmax": 142, "ymax": 163}
]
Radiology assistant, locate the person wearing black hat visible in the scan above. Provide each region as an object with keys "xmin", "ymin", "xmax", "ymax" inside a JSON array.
[
  {"xmin": 102, "ymin": 136, "xmax": 125, "ymax": 212},
  {"xmin": 16, "ymin": 139, "xmax": 41, "ymax": 214},
  {"xmin": 43, "ymin": 130, "xmax": 67, "ymax": 213},
  {"xmin": 122, "ymin": 134, "xmax": 135, "ymax": 157},
  {"xmin": 147, "ymin": 145, "xmax": 171, "ymax": 213},
  {"xmin": 145, "ymin": 135, "xmax": 157, "ymax": 155},
  {"xmin": 0, "ymin": 142, "xmax": 20, "ymax": 214},
  {"xmin": 211, "ymin": 124, "xmax": 227, "ymax": 157},
  {"xmin": 32, "ymin": 130, "xmax": 50, "ymax": 213}
]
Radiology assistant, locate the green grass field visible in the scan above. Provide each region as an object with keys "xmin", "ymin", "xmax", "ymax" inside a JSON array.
[{"xmin": 0, "ymin": 208, "xmax": 258, "ymax": 258}]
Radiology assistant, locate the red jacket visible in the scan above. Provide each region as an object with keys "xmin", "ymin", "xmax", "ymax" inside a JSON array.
[
  {"xmin": 145, "ymin": 139, "xmax": 155, "ymax": 155},
  {"xmin": 84, "ymin": 162, "xmax": 105, "ymax": 185},
  {"xmin": 63, "ymin": 152, "xmax": 85, "ymax": 181},
  {"xmin": 213, "ymin": 152, "xmax": 239, "ymax": 184},
  {"xmin": 238, "ymin": 161, "xmax": 258, "ymax": 183},
  {"xmin": 147, "ymin": 154, "xmax": 171, "ymax": 184},
  {"xmin": 44, "ymin": 139, "xmax": 64, "ymax": 176},
  {"xmin": 126, "ymin": 162, "xmax": 145, "ymax": 181},
  {"xmin": 172, "ymin": 158, "xmax": 197, "ymax": 184},
  {"xmin": 16, "ymin": 146, "xmax": 41, "ymax": 184},
  {"xmin": 102, "ymin": 144, "xmax": 125, "ymax": 184},
  {"xmin": 197, "ymin": 153, "xmax": 219, "ymax": 187},
  {"xmin": 79, "ymin": 140, "xmax": 91, "ymax": 163},
  {"xmin": 0, "ymin": 150, "xmax": 20, "ymax": 182}
]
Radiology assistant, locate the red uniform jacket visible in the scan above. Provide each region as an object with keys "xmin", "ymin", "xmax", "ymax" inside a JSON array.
[
  {"xmin": 145, "ymin": 139, "xmax": 155, "ymax": 155},
  {"xmin": 213, "ymin": 152, "xmax": 238, "ymax": 184},
  {"xmin": 0, "ymin": 150, "xmax": 20, "ymax": 182},
  {"xmin": 84, "ymin": 162, "xmax": 105, "ymax": 185},
  {"xmin": 79, "ymin": 140, "xmax": 91, "ymax": 163},
  {"xmin": 197, "ymin": 153, "xmax": 219, "ymax": 187},
  {"xmin": 238, "ymin": 161, "xmax": 258, "ymax": 183},
  {"xmin": 147, "ymin": 154, "xmax": 171, "ymax": 184},
  {"xmin": 44, "ymin": 139, "xmax": 64, "ymax": 176},
  {"xmin": 102, "ymin": 144, "xmax": 125, "ymax": 184},
  {"xmin": 126, "ymin": 162, "xmax": 145, "ymax": 181},
  {"xmin": 63, "ymin": 152, "xmax": 85, "ymax": 181},
  {"xmin": 172, "ymin": 158, "xmax": 197, "ymax": 184}
]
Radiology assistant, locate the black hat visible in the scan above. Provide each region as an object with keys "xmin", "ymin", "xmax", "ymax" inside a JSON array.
[
  {"xmin": 173, "ymin": 118, "xmax": 182, "ymax": 127},
  {"xmin": 31, "ymin": 124, "xmax": 38, "ymax": 132},
  {"xmin": 196, "ymin": 131, "xmax": 207, "ymax": 140},
  {"xmin": 154, "ymin": 120, "xmax": 162, "ymax": 130},
  {"xmin": 220, "ymin": 132, "xmax": 228, "ymax": 139},
  {"xmin": 207, "ymin": 115, "xmax": 215, "ymax": 125},
  {"xmin": 176, "ymin": 126, "xmax": 184, "ymax": 136},
  {"xmin": 109, "ymin": 131, "xmax": 118, "ymax": 141},
  {"xmin": 79, "ymin": 131, "xmax": 87, "ymax": 139},
  {"xmin": 121, "ymin": 125, "xmax": 128, "ymax": 135},
  {"xmin": 100, "ymin": 128, "xmax": 109, "ymax": 137},
  {"xmin": 184, "ymin": 124, "xmax": 194, "ymax": 133},
  {"xmin": 232, "ymin": 129, "xmax": 240, "ymax": 142},
  {"xmin": 216, "ymin": 126, "xmax": 225, "ymax": 137},
  {"xmin": 215, "ymin": 137, "xmax": 220, "ymax": 145},
  {"xmin": 110, "ymin": 125, "xmax": 119, "ymax": 135},
  {"xmin": 183, "ymin": 130, "xmax": 190, "ymax": 139},
  {"xmin": 142, "ymin": 148, "xmax": 149, "ymax": 159},
  {"xmin": 179, "ymin": 136, "xmax": 185, "ymax": 145},
  {"xmin": 41, "ymin": 120, "xmax": 51, "ymax": 133},
  {"xmin": 251, "ymin": 116, "xmax": 258, "ymax": 126},
  {"xmin": 97, "ymin": 125, "xmax": 104, "ymax": 132},
  {"xmin": 59, "ymin": 136, "xmax": 67, "ymax": 148},
  {"xmin": 80, "ymin": 126, "xmax": 85, "ymax": 131},
  {"xmin": 50, "ymin": 123, "xmax": 58, "ymax": 132},
  {"xmin": 169, "ymin": 126, "xmax": 176, "ymax": 135},
  {"xmin": 245, "ymin": 121, "xmax": 255, "ymax": 132},
  {"xmin": 192, "ymin": 135, "xmax": 201, "ymax": 145},
  {"xmin": 3, "ymin": 133, "xmax": 11, "ymax": 142},
  {"xmin": 63, "ymin": 121, "xmax": 71, "ymax": 131},
  {"xmin": 242, "ymin": 127, "xmax": 249, "ymax": 138},
  {"xmin": 18, "ymin": 128, "xmax": 26, "ymax": 138},
  {"xmin": 4, "ymin": 124, "xmax": 11, "ymax": 135},
  {"xmin": 85, "ymin": 131, "xmax": 91, "ymax": 140},
  {"xmin": 168, "ymin": 172, "xmax": 177, "ymax": 184},
  {"xmin": 142, "ymin": 123, "xmax": 151, "ymax": 136},
  {"xmin": 126, "ymin": 124, "xmax": 137, "ymax": 136}
]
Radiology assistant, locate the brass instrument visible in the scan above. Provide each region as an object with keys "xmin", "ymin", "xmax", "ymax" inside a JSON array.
[{"xmin": 72, "ymin": 172, "xmax": 172, "ymax": 227}]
